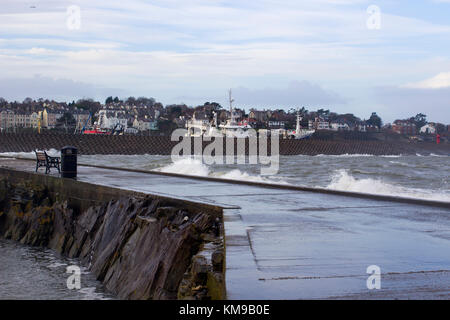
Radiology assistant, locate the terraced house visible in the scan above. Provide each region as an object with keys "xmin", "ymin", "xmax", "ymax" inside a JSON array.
[{"xmin": 0, "ymin": 109, "xmax": 40, "ymax": 129}]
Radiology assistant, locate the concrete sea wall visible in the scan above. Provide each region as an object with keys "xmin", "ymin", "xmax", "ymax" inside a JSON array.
[
  {"xmin": 0, "ymin": 168, "xmax": 226, "ymax": 300},
  {"xmin": 0, "ymin": 132, "xmax": 448, "ymax": 155}
]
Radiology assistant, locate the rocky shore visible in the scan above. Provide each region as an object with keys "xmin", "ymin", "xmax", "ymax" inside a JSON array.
[{"xmin": 0, "ymin": 168, "xmax": 226, "ymax": 300}]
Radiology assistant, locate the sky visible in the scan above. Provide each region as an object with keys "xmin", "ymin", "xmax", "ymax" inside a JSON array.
[{"xmin": 0, "ymin": 0, "xmax": 450, "ymax": 123}]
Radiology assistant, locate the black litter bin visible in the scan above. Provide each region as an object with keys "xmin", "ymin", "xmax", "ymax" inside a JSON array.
[{"xmin": 61, "ymin": 146, "xmax": 77, "ymax": 179}]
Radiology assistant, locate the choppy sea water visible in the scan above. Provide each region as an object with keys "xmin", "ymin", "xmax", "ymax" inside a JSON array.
[
  {"xmin": 76, "ymin": 153, "xmax": 450, "ymax": 203},
  {"xmin": 2, "ymin": 150, "xmax": 449, "ymax": 202},
  {"xmin": 0, "ymin": 239, "xmax": 114, "ymax": 300}
]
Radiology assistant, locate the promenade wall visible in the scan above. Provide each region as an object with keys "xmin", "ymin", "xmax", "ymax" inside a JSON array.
[{"xmin": 0, "ymin": 132, "xmax": 448, "ymax": 155}]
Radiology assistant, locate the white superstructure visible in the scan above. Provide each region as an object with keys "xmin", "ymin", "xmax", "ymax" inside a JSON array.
[
  {"xmin": 289, "ymin": 109, "xmax": 315, "ymax": 139},
  {"xmin": 218, "ymin": 89, "xmax": 253, "ymax": 138}
]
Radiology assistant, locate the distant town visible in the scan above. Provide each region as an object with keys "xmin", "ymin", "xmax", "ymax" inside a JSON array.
[{"xmin": 0, "ymin": 96, "xmax": 448, "ymax": 141}]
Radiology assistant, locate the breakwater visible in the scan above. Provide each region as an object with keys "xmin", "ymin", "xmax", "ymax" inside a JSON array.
[
  {"xmin": 0, "ymin": 133, "xmax": 448, "ymax": 155},
  {"xmin": 0, "ymin": 168, "xmax": 226, "ymax": 300}
]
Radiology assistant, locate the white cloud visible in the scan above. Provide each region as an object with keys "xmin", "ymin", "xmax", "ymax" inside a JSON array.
[{"xmin": 402, "ymin": 72, "xmax": 450, "ymax": 89}]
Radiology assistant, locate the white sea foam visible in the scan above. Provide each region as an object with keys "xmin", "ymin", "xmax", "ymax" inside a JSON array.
[
  {"xmin": 156, "ymin": 157, "xmax": 287, "ymax": 184},
  {"xmin": 315, "ymin": 154, "xmax": 374, "ymax": 157},
  {"xmin": 78, "ymin": 287, "xmax": 112, "ymax": 300},
  {"xmin": 47, "ymin": 262, "xmax": 68, "ymax": 268},
  {"xmin": 380, "ymin": 155, "xmax": 402, "ymax": 158},
  {"xmin": 389, "ymin": 160, "xmax": 411, "ymax": 167},
  {"xmin": 0, "ymin": 149, "xmax": 60, "ymax": 159},
  {"xmin": 430, "ymin": 153, "xmax": 448, "ymax": 157},
  {"xmin": 315, "ymin": 154, "xmax": 403, "ymax": 158},
  {"xmin": 326, "ymin": 169, "xmax": 450, "ymax": 202},
  {"xmin": 157, "ymin": 157, "xmax": 210, "ymax": 176}
]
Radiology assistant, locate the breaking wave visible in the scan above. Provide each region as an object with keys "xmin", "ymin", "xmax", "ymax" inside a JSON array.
[
  {"xmin": 157, "ymin": 157, "xmax": 210, "ymax": 176},
  {"xmin": 326, "ymin": 169, "xmax": 450, "ymax": 202},
  {"xmin": 156, "ymin": 157, "xmax": 287, "ymax": 184},
  {"xmin": 314, "ymin": 154, "xmax": 402, "ymax": 158},
  {"xmin": 0, "ymin": 149, "xmax": 60, "ymax": 159}
]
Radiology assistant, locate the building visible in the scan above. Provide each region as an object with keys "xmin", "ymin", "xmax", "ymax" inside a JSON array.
[
  {"xmin": 392, "ymin": 120, "xmax": 416, "ymax": 135},
  {"xmin": 267, "ymin": 120, "xmax": 286, "ymax": 129},
  {"xmin": 98, "ymin": 109, "xmax": 128, "ymax": 130},
  {"xmin": 249, "ymin": 109, "xmax": 268, "ymax": 122},
  {"xmin": 330, "ymin": 121, "xmax": 350, "ymax": 131},
  {"xmin": 132, "ymin": 115, "xmax": 158, "ymax": 132},
  {"xmin": 0, "ymin": 109, "xmax": 15, "ymax": 129},
  {"xmin": 358, "ymin": 122, "xmax": 379, "ymax": 132},
  {"xmin": 420, "ymin": 123, "xmax": 436, "ymax": 134},
  {"xmin": 73, "ymin": 110, "xmax": 91, "ymax": 130},
  {"xmin": 309, "ymin": 117, "xmax": 330, "ymax": 130},
  {"xmin": 47, "ymin": 110, "xmax": 64, "ymax": 128},
  {"xmin": 186, "ymin": 111, "xmax": 211, "ymax": 136}
]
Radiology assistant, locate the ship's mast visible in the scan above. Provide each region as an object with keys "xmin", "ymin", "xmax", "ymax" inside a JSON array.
[
  {"xmin": 296, "ymin": 108, "xmax": 301, "ymax": 134},
  {"xmin": 228, "ymin": 89, "xmax": 237, "ymax": 125},
  {"xmin": 229, "ymin": 89, "xmax": 234, "ymax": 114}
]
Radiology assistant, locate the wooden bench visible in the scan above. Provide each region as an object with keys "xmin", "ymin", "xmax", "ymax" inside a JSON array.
[{"xmin": 35, "ymin": 150, "xmax": 61, "ymax": 174}]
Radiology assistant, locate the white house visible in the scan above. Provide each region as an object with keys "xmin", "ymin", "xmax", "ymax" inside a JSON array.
[
  {"xmin": 98, "ymin": 109, "xmax": 128, "ymax": 130},
  {"xmin": 309, "ymin": 117, "xmax": 330, "ymax": 130},
  {"xmin": 420, "ymin": 123, "xmax": 436, "ymax": 134},
  {"xmin": 132, "ymin": 115, "xmax": 158, "ymax": 132},
  {"xmin": 330, "ymin": 121, "xmax": 350, "ymax": 131}
]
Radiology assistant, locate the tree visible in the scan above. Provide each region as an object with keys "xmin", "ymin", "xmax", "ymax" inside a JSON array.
[
  {"xmin": 367, "ymin": 112, "xmax": 382, "ymax": 128},
  {"xmin": 126, "ymin": 97, "xmax": 136, "ymax": 105},
  {"xmin": 168, "ymin": 106, "xmax": 182, "ymax": 119},
  {"xmin": 317, "ymin": 109, "xmax": 330, "ymax": 118},
  {"xmin": 340, "ymin": 113, "xmax": 360, "ymax": 125},
  {"xmin": 105, "ymin": 96, "xmax": 113, "ymax": 105},
  {"xmin": 137, "ymin": 97, "xmax": 155, "ymax": 106},
  {"xmin": 23, "ymin": 97, "xmax": 33, "ymax": 105},
  {"xmin": 0, "ymin": 97, "xmax": 7, "ymax": 107},
  {"xmin": 57, "ymin": 112, "xmax": 76, "ymax": 127},
  {"xmin": 204, "ymin": 102, "xmax": 222, "ymax": 111},
  {"xmin": 436, "ymin": 123, "xmax": 446, "ymax": 134},
  {"xmin": 413, "ymin": 113, "xmax": 427, "ymax": 129},
  {"xmin": 75, "ymin": 99, "xmax": 101, "ymax": 112}
]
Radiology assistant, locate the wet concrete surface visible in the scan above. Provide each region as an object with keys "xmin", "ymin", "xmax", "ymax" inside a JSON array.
[{"xmin": 1, "ymin": 158, "xmax": 450, "ymax": 299}]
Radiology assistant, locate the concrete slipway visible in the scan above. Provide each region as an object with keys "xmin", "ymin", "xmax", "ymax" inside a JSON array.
[{"xmin": 1, "ymin": 157, "xmax": 450, "ymax": 299}]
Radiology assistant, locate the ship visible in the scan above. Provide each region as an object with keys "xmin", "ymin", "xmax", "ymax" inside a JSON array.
[
  {"xmin": 287, "ymin": 109, "xmax": 315, "ymax": 139},
  {"xmin": 186, "ymin": 89, "xmax": 253, "ymax": 138},
  {"xmin": 217, "ymin": 89, "xmax": 253, "ymax": 138}
]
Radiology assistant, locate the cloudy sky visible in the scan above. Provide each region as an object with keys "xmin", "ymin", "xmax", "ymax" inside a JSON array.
[{"xmin": 1, "ymin": 0, "xmax": 450, "ymax": 123}]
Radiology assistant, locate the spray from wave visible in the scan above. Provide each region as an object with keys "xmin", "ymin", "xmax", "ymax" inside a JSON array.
[
  {"xmin": 326, "ymin": 169, "xmax": 450, "ymax": 202},
  {"xmin": 156, "ymin": 157, "xmax": 287, "ymax": 184},
  {"xmin": 157, "ymin": 158, "xmax": 210, "ymax": 176},
  {"xmin": 0, "ymin": 149, "xmax": 60, "ymax": 159}
]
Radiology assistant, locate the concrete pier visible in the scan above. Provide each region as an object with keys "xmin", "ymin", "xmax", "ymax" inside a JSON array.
[{"xmin": 1, "ymin": 157, "xmax": 450, "ymax": 299}]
